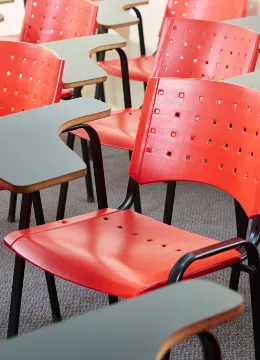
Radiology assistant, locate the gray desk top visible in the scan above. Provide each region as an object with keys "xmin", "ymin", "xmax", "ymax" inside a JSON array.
[
  {"xmin": 224, "ymin": 15, "xmax": 260, "ymax": 33},
  {"xmin": 43, "ymin": 33, "xmax": 126, "ymax": 88},
  {"xmin": 0, "ymin": 13, "xmax": 3, "ymax": 22},
  {"xmin": 224, "ymin": 71, "xmax": 260, "ymax": 91},
  {"xmin": 97, "ymin": 0, "xmax": 149, "ymax": 29},
  {"xmin": 0, "ymin": 280, "xmax": 243, "ymax": 360},
  {"xmin": 0, "ymin": 98, "xmax": 110, "ymax": 193}
]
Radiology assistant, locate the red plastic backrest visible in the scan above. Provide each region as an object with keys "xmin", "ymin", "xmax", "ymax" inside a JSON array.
[
  {"xmin": 20, "ymin": 0, "xmax": 98, "ymax": 43},
  {"xmin": 153, "ymin": 18, "xmax": 260, "ymax": 80},
  {"xmin": 0, "ymin": 41, "xmax": 64, "ymax": 116},
  {"xmin": 129, "ymin": 77, "xmax": 260, "ymax": 218},
  {"xmin": 160, "ymin": 0, "xmax": 247, "ymax": 36}
]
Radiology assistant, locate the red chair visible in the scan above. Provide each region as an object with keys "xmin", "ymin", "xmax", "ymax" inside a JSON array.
[
  {"xmin": 99, "ymin": 0, "xmax": 248, "ymax": 84},
  {"xmin": 0, "ymin": 40, "xmax": 64, "ymax": 217},
  {"xmin": 64, "ymin": 18, "xmax": 260, "ymax": 220},
  {"xmin": 5, "ymin": 78, "xmax": 260, "ymax": 359},
  {"xmin": 1, "ymin": 0, "xmax": 98, "ymax": 99}
]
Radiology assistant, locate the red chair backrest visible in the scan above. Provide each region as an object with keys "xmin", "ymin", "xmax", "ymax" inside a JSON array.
[
  {"xmin": 0, "ymin": 41, "xmax": 64, "ymax": 116},
  {"xmin": 159, "ymin": 0, "xmax": 247, "ymax": 36},
  {"xmin": 129, "ymin": 77, "xmax": 260, "ymax": 218},
  {"xmin": 153, "ymin": 18, "xmax": 259, "ymax": 80},
  {"xmin": 20, "ymin": 0, "xmax": 98, "ymax": 43}
]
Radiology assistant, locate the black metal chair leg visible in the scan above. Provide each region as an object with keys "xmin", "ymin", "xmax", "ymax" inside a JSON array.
[
  {"xmin": 234, "ymin": 199, "xmax": 249, "ymax": 239},
  {"xmin": 56, "ymin": 132, "xmax": 75, "ymax": 221},
  {"xmin": 163, "ymin": 181, "xmax": 177, "ymax": 225},
  {"xmin": 81, "ymin": 139, "xmax": 95, "ymax": 203},
  {"xmin": 229, "ymin": 265, "xmax": 241, "ymax": 291},
  {"xmin": 7, "ymin": 192, "xmax": 18, "ymax": 223},
  {"xmin": 33, "ymin": 191, "xmax": 62, "ymax": 323},
  {"xmin": 7, "ymin": 193, "xmax": 33, "ymax": 338},
  {"xmin": 108, "ymin": 295, "xmax": 118, "ymax": 305},
  {"xmin": 128, "ymin": 151, "xmax": 142, "ymax": 213},
  {"xmin": 199, "ymin": 331, "xmax": 221, "ymax": 359}
]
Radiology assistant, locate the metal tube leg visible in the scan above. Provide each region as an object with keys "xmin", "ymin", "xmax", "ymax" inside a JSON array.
[
  {"xmin": 234, "ymin": 199, "xmax": 249, "ymax": 238},
  {"xmin": 81, "ymin": 139, "xmax": 95, "ymax": 203},
  {"xmin": 33, "ymin": 191, "xmax": 62, "ymax": 323},
  {"xmin": 56, "ymin": 132, "xmax": 75, "ymax": 221},
  {"xmin": 7, "ymin": 193, "xmax": 33, "ymax": 338},
  {"xmin": 229, "ymin": 265, "xmax": 241, "ymax": 291},
  {"xmin": 7, "ymin": 192, "xmax": 18, "ymax": 223},
  {"xmin": 163, "ymin": 181, "xmax": 177, "ymax": 225},
  {"xmin": 199, "ymin": 331, "xmax": 222, "ymax": 359},
  {"xmin": 108, "ymin": 295, "xmax": 118, "ymax": 305},
  {"xmin": 129, "ymin": 151, "xmax": 142, "ymax": 213},
  {"xmin": 249, "ymin": 268, "xmax": 260, "ymax": 359}
]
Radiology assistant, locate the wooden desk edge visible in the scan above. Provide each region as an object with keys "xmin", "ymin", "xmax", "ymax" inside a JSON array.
[
  {"xmin": 156, "ymin": 303, "xmax": 244, "ymax": 360},
  {"xmin": 123, "ymin": 0, "xmax": 149, "ymax": 10},
  {"xmin": 0, "ymin": 108, "xmax": 111, "ymax": 194},
  {"xmin": 98, "ymin": 19, "xmax": 139, "ymax": 30}
]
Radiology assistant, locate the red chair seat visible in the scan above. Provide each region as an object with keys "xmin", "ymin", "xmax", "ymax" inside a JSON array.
[
  {"xmin": 5, "ymin": 208, "xmax": 240, "ymax": 298},
  {"xmin": 71, "ymin": 108, "xmax": 140, "ymax": 151},
  {"xmin": 98, "ymin": 55, "xmax": 155, "ymax": 83},
  {"xmin": 61, "ymin": 89, "xmax": 73, "ymax": 99}
]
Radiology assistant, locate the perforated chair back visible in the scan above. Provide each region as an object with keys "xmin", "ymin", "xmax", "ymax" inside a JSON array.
[
  {"xmin": 153, "ymin": 18, "xmax": 260, "ymax": 80},
  {"xmin": 160, "ymin": 0, "xmax": 247, "ymax": 36},
  {"xmin": 129, "ymin": 78, "xmax": 260, "ymax": 218},
  {"xmin": 0, "ymin": 41, "xmax": 64, "ymax": 116},
  {"xmin": 20, "ymin": 0, "xmax": 98, "ymax": 43}
]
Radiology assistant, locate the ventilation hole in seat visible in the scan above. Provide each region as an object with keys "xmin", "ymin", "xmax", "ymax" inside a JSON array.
[
  {"xmin": 243, "ymin": 127, "xmax": 247, "ymax": 133},
  {"xmin": 117, "ymin": 225, "xmax": 123, "ymax": 229},
  {"xmin": 205, "ymin": 60, "xmax": 209, "ymax": 65},
  {"xmin": 175, "ymin": 249, "xmax": 182, "ymax": 252},
  {"xmin": 179, "ymin": 92, "xmax": 184, "ymax": 98},
  {"xmin": 233, "ymin": 168, "xmax": 237, "ymax": 174},
  {"xmin": 161, "ymin": 244, "xmax": 167, "ymax": 248},
  {"xmin": 229, "ymin": 123, "xmax": 233, "ymax": 129},
  {"xmin": 175, "ymin": 112, "xmax": 180, "ymax": 118},
  {"xmin": 150, "ymin": 128, "xmax": 156, "ymax": 134},
  {"xmin": 166, "ymin": 151, "xmax": 172, "ymax": 157},
  {"xmin": 171, "ymin": 131, "xmax": 176, "ymax": 137},
  {"xmin": 147, "ymin": 239, "xmax": 153, "ymax": 242},
  {"xmin": 195, "ymin": 116, "xmax": 199, "ymax": 121},
  {"xmin": 256, "ymin": 177, "xmax": 259, "ymax": 183},
  {"xmin": 190, "ymin": 135, "xmax": 195, "ymax": 141},
  {"xmin": 233, "ymin": 103, "xmax": 237, "ymax": 109},
  {"xmin": 250, "ymin": 152, "xmax": 254, "ymax": 157},
  {"xmin": 146, "ymin": 147, "xmax": 152, "ymax": 154},
  {"xmin": 203, "ymin": 159, "xmax": 208, "ymax": 164},
  {"xmin": 219, "ymin": 164, "xmax": 224, "ymax": 169},
  {"xmin": 103, "ymin": 217, "xmax": 109, "ymax": 220},
  {"xmin": 213, "ymin": 119, "xmax": 217, "ymax": 125},
  {"xmin": 245, "ymin": 173, "xmax": 248, "ymax": 179},
  {"xmin": 224, "ymin": 143, "xmax": 228, "ymax": 149},
  {"xmin": 208, "ymin": 139, "xmax": 212, "ymax": 144},
  {"xmin": 132, "ymin": 233, "xmax": 138, "ymax": 236},
  {"xmin": 62, "ymin": 220, "xmax": 68, "ymax": 224},
  {"xmin": 238, "ymin": 147, "xmax": 242, "ymax": 153},
  {"xmin": 186, "ymin": 155, "xmax": 191, "ymax": 160},
  {"xmin": 256, "ymin": 131, "xmax": 259, "ymax": 137},
  {"xmin": 158, "ymin": 89, "xmax": 164, "ymax": 95}
]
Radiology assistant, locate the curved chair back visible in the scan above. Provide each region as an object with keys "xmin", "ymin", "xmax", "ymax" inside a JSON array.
[
  {"xmin": 0, "ymin": 41, "xmax": 64, "ymax": 116},
  {"xmin": 130, "ymin": 77, "xmax": 260, "ymax": 218},
  {"xmin": 20, "ymin": 0, "xmax": 98, "ymax": 43},
  {"xmin": 154, "ymin": 18, "xmax": 260, "ymax": 80}
]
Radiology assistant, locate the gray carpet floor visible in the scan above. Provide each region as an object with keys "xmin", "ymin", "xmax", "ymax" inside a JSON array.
[{"xmin": 0, "ymin": 136, "xmax": 255, "ymax": 359}]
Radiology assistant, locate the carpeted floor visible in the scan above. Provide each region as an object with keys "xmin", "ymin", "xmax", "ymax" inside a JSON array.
[{"xmin": 0, "ymin": 136, "xmax": 255, "ymax": 359}]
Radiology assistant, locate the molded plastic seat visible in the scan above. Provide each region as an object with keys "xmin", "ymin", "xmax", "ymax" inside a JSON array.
[
  {"xmin": 71, "ymin": 108, "xmax": 139, "ymax": 150},
  {"xmin": 99, "ymin": 55, "xmax": 154, "ymax": 83},
  {"xmin": 4, "ymin": 208, "xmax": 240, "ymax": 298},
  {"xmin": 74, "ymin": 18, "xmax": 260, "ymax": 151}
]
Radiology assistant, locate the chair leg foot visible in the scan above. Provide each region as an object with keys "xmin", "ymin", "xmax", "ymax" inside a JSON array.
[
  {"xmin": 108, "ymin": 295, "xmax": 118, "ymax": 305},
  {"xmin": 7, "ymin": 192, "xmax": 18, "ymax": 223},
  {"xmin": 7, "ymin": 255, "xmax": 26, "ymax": 338}
]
